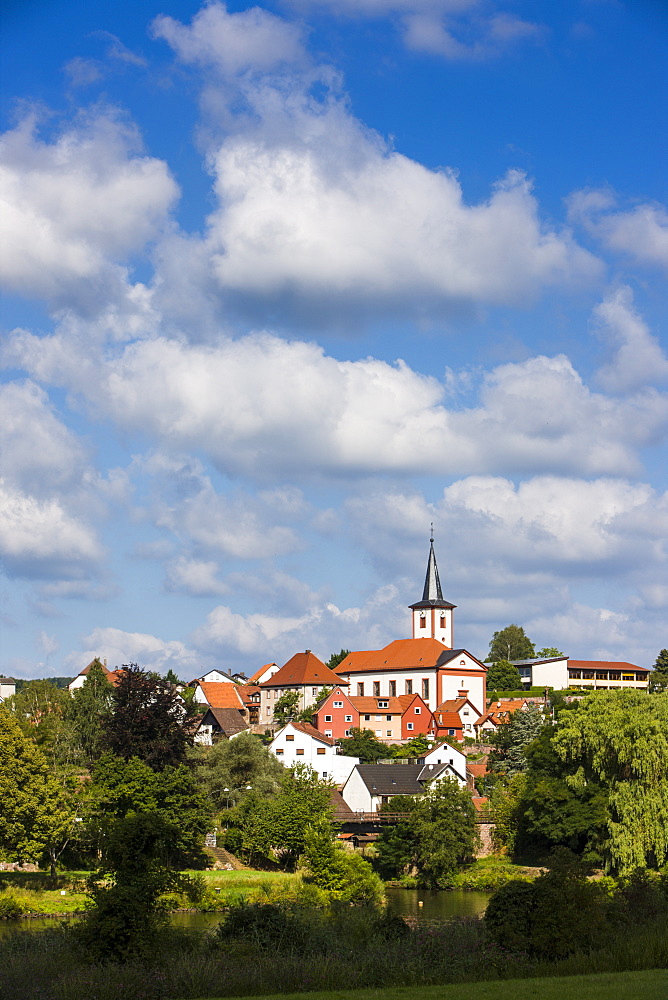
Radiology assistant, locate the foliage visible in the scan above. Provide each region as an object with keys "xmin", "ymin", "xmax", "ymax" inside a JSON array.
[
  {"xmin": 487, "ymin": 659, "xmax": 523, "ymax": 691},
  {"xmin": 196, "ymin": 731, "xmax": 284, "ymax": 810},
  {"xmin": 451, "ymin": 856, "xmax": 536, "ymax": 891},
  {"xmin": 272, "ymin": 690, "xmax": 300, "ymax": 724},
  {"xmin": 300, "ymin": 819, "xmax": 384, "ymax": 904},
  {"xmin": 77, "ymin": 812, "xmax": 199, "ymax": 961},
  {"xmin": 337, "ymin": 726, "xmax": 388, "ymax": 762},
  {"xmin": 487, "ymin": 704, "xmax": 547, "ymax": 776},
  {"xmin": 4, "ymin": 680, "xmax": 77, "ymax": 773},
  {"xmin": 0, "ymin": 891, "xmax": 26, "ymax": 918},
  {"xmin": 0, "ymin": 705, "xmax": 79, "ymax": 873},
  {"xmin": 66, "ymin": 659, "xmax": 113, "ymax": 767},
  {"xmin": 296, "ymin": 685, "xmax": 333, "ymax": 722},
  {"xmin": 90, "ymin": 753, "xmax": 210, "ymax": 867},
  {"xmin": 553, "ymin": 690, "xmax": 668, "ymax": 873},
  {"xmin": 234, "ymin": 765, "xmax": 333, "ymax": 869},
  {"xmin": 326, "ymin": 649, "xmax": 350, "ymax": 670},
  {"xmin": 392, "ymin": 735, "xmax": 432, "ymax": 758},
  {"xmin": 376, "ymin": 779, "xmax": 478, "ymax": 887},
  {"xmin": 100, "ymin": 662, "xmax": 191, "ymax": 770},
  {"xmin": 650, "ymin": 649, "xmax": 668, "ymax": 692},
  {"xmin": 486, "ymin": 849, "xmax": 612, "ymax": 959},
  {"xmin": 487, "ymin": 624, "xmax": 535, "ymax": 663},
  {"xmin": 536, "ymin": 647, "xmax": 565, "ymax": 657}
]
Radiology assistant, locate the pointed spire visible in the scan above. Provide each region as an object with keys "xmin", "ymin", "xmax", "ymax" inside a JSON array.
[{"xmin": 422, "ymin": 529, "xmax": 444, "ymax": 602}]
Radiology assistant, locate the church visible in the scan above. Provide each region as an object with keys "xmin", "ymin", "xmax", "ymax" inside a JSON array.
[{"xmin": 333, "ymin": 537, "xmax": 488, "ymax": 715}]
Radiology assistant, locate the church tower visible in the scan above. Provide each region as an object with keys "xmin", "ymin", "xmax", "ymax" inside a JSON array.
[{"xmin": 409, "ymin": 533, "xmax": 456, "ymax": 647}]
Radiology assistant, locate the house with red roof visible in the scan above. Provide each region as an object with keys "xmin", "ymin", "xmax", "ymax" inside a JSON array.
[
  {"xmin": 312, "ymin": 685, "xmax": 432, "ymax": 743},
  {"xmin": 68, "ymin": 658, "xmax": 123, "ymax": 691},
  {"xmin": 258, "ymin": 650, "xmax": 347, "ymax": 726}
]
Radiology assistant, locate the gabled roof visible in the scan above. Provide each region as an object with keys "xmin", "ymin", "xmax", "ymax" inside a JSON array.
[
  {"xmin": 432, "ymin": 710, "xmax": 463, "ymax": 730},
  {"xmin": 197, "ymin": 682, "xmax": 246, "ymax": 710},
  {"xmin": 467, "ymin": 762, "xmax": 488, "ymax": 779},
  {"xmin": 335, "ymin": 638, "xmax": 462, "ymax": 675},
  {"xmin": 409, "ymin": 538, "xmax": 456, "ymax": 611},
  {"xmin": 236, "ymin": 684, "xmax": 260, "ymax": 703},
  {"xmin": 201, "ymin": 706, "xmax": 249, "ymax": 736},
  {"xmin": 283, "ymin": 721, "xmax": 336, "ymax": 746},
  {"xmin": 437, "ymin": 697, "xmax": 481, "ymax": 716},
  {"xmin": 354, "ymin": 764, "xmax": 425, "ymax": 796},
  {"xmin": 568, "ymin": 659, "xmax": 649, "ymax": 673},
  {"xmin": 248, "ymin": 663, "xmax": 278, "ymax": 684},
  {"xmin": 261, "ymin": 651, "xmax": 345, "ymax": 688}
]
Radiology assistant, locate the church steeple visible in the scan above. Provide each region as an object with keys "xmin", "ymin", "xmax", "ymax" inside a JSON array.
[{"xmin": 409, "ymin": 530, "xmax": 456, "ymax": 647}]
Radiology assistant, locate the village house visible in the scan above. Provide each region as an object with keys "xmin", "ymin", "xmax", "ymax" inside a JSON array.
[
  {"xmin": 311, "ymin": 685, "xmax": 432, "ymax": 743},
  {"xmin": 334, "ymin": 539, "xmax": 487, "ymax": 715},
  {"xmin": 247, "ymin": 663, "xmax": 280, "ymax": 685},
  {"xmin": 0, "ymin": 677, "xmax": 16, "ymax": 702},
  {"xmin": 340, "ymin": 758, "xmax": 465, "ymax": 814},
  {"xmin": 68, "ymin": 658, "xmax": 123, "ymax": 691},
  {"xmin": 269, "ymin": 721, "xmax": 359, "ymax": 783},
  {"xmin": 194, "ymin": 706, "xmax": 249, "ymax": 745},
  {"xmin": 475, "ymin": 698, "xmax": 533, "ymax": 736},
  {"xmin": 432, "ymin": 692, "xmax": 482, "ymax": 739},
  {"xmin": 258, "ymin": 650, "xmax": 346, "ymax": 726}
]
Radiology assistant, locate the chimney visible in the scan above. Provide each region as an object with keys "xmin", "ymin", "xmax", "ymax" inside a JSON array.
[{"xmin": 457, "ymin": 689, "xmax": 468, "ymax": 698}]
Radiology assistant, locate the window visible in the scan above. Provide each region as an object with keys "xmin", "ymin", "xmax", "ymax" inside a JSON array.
[
  {"xmin": 448, "ymin": 728, "xmax": 455, "ymax": 736},
  {"xmin": 345, "ymin": 715, "xmax": 353, "ymax": 722},
  {"xmin": 275, "ymin": 748, "xmax": 284, "ymax": 754},
  {"xmin": 389, "ymin": 680, "xmax": 396, "ymax": 697},
  {"xmin": 440, "ymin": 614, "xmax": 446, "ymax": 628},
  {"xmin": 375, "ymin": 730, "xmax": 382, "ymax": 736},
  {"xmin": 463, "ymin": 710, "xmax": 469, "ymax": 716},
  {"xmin": 407, "ymin": 722, "xmax": 414, "ymax": 731},
  {"xmin": 405, "ymin": 680, "xmax": 413, "ymax": 695},
  {"xmin": 622, "ymin": 673, "xmax": 634, "ymax": 681},
  {"xmin": 345, "ymin": 729, "xmax": 351, "ymax": 736},
  {"xmin": 373, "ymin": 681, "xmax": 380, "ymax": 697},
  {"xmin": 422, "ymin": 679, "xmax": 429, "ymax": 700},
  {"xmin": 322, "ymin": 772, "xmax": 328, "ymax": 778},
  {"xmin": 333, "ymin": 700, "xmax": 343, "ymax": 708},
  {"xmin": 364, "ymin": 714, "xmax": 370, "ymax": 721},
  {"xmin": 357, "ymin": 683, "xmax": 364, "ymax": 697},
  {"xmin": 414, "ymin": 707, "xmax": 421, "ymax": 714},
  {"xmin": 386, "ymin": 730, "xmax": 392, "ymax": 737},
  {"xmin": 325, "ymin": 730, "xmax": 332, "ymax": 737},
  {"xmin": 386, "ymin": 715, "xmax": 392, "ymax": 721},
  {"xmin": 325, "ymin": 715, "xmax": 332, "ymax": 722},
  {"xmin": 312, "ymin": 687, "xmax": 318, "ymax": 697},
  {"xmin": 296, "ymin": 749, "xmax": 304, "ymax": 755},
  {"xmin": 316, "ymin": 748, "xmax": 326, "ymax": 755},
  {"xmin": 375, "ymin": 715, "xmax": 382, "ymax": 721},
  {"xmin": 378, "ymin": 700, "xmax": 388, "ymax": 708},
  {"xmin": 286, "ymin": 734, "xmax": 294, "ymax": 741},
  {"xmin": 419, "ymin": 615, "xmax": 426, "ymax": 628}
]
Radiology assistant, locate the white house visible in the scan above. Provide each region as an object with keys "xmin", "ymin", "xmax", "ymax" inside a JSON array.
[
  {"xmin": 0, "ymin": 677, "xmax": 16, "ymax": 702},
  {"xmin": 513, "ymin": 657, "xmax": 650, "ymax": 692},
  {"xmin": 269, "ymin": 722, "xmax": 359, "ymax": 784},
  {"xmin": 340, "ymin": 761, "xmax": 464, "ymax": 813},
  {"xmin": 418, "ymin": 741, "xmax": 468, "ymax": 785}
]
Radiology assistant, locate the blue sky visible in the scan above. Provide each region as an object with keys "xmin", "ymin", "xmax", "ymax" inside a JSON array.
[{"xmin": 1, "ymin": 0, "xmax": 667, "ymax": 680}]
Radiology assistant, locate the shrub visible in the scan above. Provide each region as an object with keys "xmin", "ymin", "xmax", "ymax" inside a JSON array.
[{"xmin": 0, "ymin": 892, "xmax": 25, "ymax": 919}]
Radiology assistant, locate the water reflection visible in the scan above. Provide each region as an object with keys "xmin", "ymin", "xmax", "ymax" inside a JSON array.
[{"xmin": 0, "ymin": 888, "xmax": 491, "ymax": 938}]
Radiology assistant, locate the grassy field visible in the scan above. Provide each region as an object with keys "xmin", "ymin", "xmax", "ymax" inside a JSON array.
[{"xmin": 206, "ymin": 969, "xmax": 668, "ymax": 1000}]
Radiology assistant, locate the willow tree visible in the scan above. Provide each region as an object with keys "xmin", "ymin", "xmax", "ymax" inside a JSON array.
[{"xmin": 553, "ymin": 690, "xmax": 668, "ymax": 873}]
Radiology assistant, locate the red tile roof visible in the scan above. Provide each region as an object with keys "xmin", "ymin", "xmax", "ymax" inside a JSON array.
[
  {"xmin": 261, "ymin": 651, "xmax": 345, "ymax": 688},
  {"xmin": 198, "ymin": 682, "xmax": 245, "ymax": 710},
  {"xmin": 335, "ymin": 638, "xmax": 452, "ymax": 674},
  {"xmin": 287, "ymin": 721, "xmax": 336, "ymax": 745},
  {"xmin": 433, "ymin": 710, "xmax": 463, "ymax": 729},
  {"xmin": 466, "ymin": 763, "xmax": 488, "ymax": 779},
  {"xmin": 248, "ymin": 663, "xmax": 278, "ymax": 684},
  {"xmin": 568, "ymin": 659, "xmax": 649, "ymax": 673}
]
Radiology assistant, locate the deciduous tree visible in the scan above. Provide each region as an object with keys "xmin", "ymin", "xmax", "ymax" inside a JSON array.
[
  {"xmin": 100, "ymin": 663, "xmax": 191, "ymax": 770},
  {"xmin": 197, "ymin": 731, "xmax": 283, "ymax": 810},
  {"xmin": 487, "ymin": 625, "xmax": 535, "ymax": 663},
  {"xmin": 337, "ymin": 727, "xmax": 388, "ymax": 763},
  {"xmin": 300, "ymin": 818, "xmax": 384, "ymax": 904},
  {"xmin": 67, "ymin": 659, "xmax": 113, "ymax": 767},
  {"xmin": 486, "ymin": 660, "xmax": 523, "ymax": 692},
  {"xmin": 273, "ymin": 691, "xmax": 300, "ymax": 725},
  {"xmin": 553, "ymin": 690, "xmax": 668, "ymax": 873},
  {"xmin": 650, "ymin": 649, "xmax": 668, "ymax": 692}
]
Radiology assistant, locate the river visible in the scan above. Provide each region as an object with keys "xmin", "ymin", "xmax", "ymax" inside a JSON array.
[{"xmin": 0, "ymin": 889, "xmax": 491, "ymax": 938}]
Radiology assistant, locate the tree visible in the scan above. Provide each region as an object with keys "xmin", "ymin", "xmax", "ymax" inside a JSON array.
[
  {"xmin": 337, "ymin": 727, "xmax": 388, "ymax": 763},
  {"xmin": 326, "ymin": 649, "xmax": 350, "ymax": 670},
  {"xmin": 197, "ymin": 731, "xmax": 283, "ymax": 810},
  {"xmin": 650, "ymin": 649, "xmax": 668, "ymax": 692},
  {"xmin": 486, "ymin": 660, "xmax": 523, "ymax": 692},
  {"xmin": 5, "ymin": 679, "xmax": 77, "ymax": 773},
  {"xmin": 273, "ymin": 690, "xmax": 300, "ymax": 725},
  {"xmin": 90, "ymin": 753, "xmax": 209, "ymax": 867},
  {"xmin": 77, "ymin": 812, "xmax": 198, "ymax": 962},
  {"xmin": 296, "ymin": 686, "xmax": 333, "ymax": 723},
  {"xmin": 300, "ymin": 818, "xmax": 384, "ymax": 904},
  {"xmin": 235, "ymin": 765, "xmax": 333, "ymax": 869},
  {"xmin": 553, "ymin": 690, "xmax": 668, "ymax": 873},
  {"xmin": 536, "ymin": 647, "xmax": 565, "ymax": 658},
  {"xmin": 0, "ymin": 705, "xmax": 78, "ymax": 873},
  {"xmin": 67, "ymin": 659, "xmax": 113, "ymax": 767},
  {"xmin": 409, "ymin": 780, "xmax": 479, "ymax": 887},
  {"xmin": 486, "ymin": 625, "xmax": 535, "ymax": 663},
  {"xmin": 488, "ymin": 704, "xmax": 546, "ymax": 776},
  {"xmin": 100, "ymin": 663, "xmax": 191, "ymax": 770},
  {"xmin": 392, "ymin": 735, "xmax": 432, "ymax": 759}
]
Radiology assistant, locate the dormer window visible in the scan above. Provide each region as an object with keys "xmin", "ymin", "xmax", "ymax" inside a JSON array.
[{"xmin": 378, "ymin": 700, "xmax": 389, "ymax": 708}]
